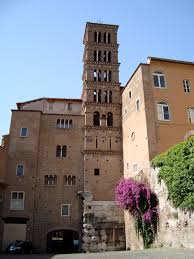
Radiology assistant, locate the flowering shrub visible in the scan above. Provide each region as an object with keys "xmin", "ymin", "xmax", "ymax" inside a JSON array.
[{"xmin": 115, "ymin": 178, "xmax": 158, "ymax": 248}]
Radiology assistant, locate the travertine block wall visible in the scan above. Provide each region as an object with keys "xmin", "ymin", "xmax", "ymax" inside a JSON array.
[{"xmin": 82, "ymin": 200, "xmax": 125, "ymax": 252}]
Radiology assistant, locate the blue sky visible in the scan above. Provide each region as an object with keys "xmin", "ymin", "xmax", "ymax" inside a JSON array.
[{"xmin": 0, "ymin": 0, "xmax": 194, "ymax": 137}]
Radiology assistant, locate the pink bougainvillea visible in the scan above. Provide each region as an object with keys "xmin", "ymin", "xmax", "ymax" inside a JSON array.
[{"xmin": 115, "ymin": 178, "xmax": 158, "ymax": 248}]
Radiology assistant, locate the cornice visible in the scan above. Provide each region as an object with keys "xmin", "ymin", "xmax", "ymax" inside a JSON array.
[
  {"xmin": 84, "ymin": 42, "xmax": 119, "ymax": 48},
  {"xmin": 84, "ymin": 102, "xmax": 121, "ymax": 107},
  {"xmin": 84, "ymin": 80, "xmax": 121, "ymax": 86},
  {"xmin": 84, "ymin": 125, "xmax": 122, "ymax": 131},
  {"xmin": 84, "ymin": 150, "xmax": 122, "ymax": 155},
  {"xmin": 84, "ymin": 61, "xmax": 120, "ymax": 67}
]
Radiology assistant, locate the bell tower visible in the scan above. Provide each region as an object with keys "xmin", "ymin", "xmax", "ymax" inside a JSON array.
[{"xmin": 82, "ymin": 22, "xmax": 123, "ymax": 200}]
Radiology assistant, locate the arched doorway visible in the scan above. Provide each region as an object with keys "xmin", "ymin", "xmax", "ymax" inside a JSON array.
[{"xmin": 47, "ymin": 229, "xmax": 79, "ymax": 253}]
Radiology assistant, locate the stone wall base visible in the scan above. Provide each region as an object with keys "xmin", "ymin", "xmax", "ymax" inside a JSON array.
[{"xmin": 82, "ymin": 200, "xmax": 125, "ymax": 252}]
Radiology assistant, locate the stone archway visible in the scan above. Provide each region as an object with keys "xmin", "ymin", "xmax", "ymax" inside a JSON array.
[{"xmin": 47, "ymin": 229, "xmax": 79, "ymax": 253}]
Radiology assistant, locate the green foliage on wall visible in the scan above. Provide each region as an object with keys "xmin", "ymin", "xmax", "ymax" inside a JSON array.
[{"xmin": 152, "ymin": 136, "xmax": 194, "ymax": 210}]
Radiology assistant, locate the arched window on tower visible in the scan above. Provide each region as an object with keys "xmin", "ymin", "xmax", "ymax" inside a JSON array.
[
  {"xmin": 62, "ymin": 145, "xmax": 67, "ymax": 157},
  {"xmin": 93, "ymin": 112, "xmax": 100, "ymax": 126},
  {"xmin": 98, "ymin": 70, "xmax": 101, "ymax": 81},
  {"xmin": 94, "ymin": 31, "xmax": 97, "ymax": 42},
  {"xmin": 108, "ymin": 51, "xmax": 111, "ymax": 62},
  {"xmin": 94, "ymin": 69, "xmax": 97, "ymax": 81},
  {"xmin": 108, "ymin": 71, "xmax": 112, "ymax": 82},
  {"xmin": 103, "ymin": 51, "xmax": 107, "ymax": 62},
  {"xmin": 61, "ymin": 119, "xmax": 64, "ymax": 128},
  {"xmin": 101, "ymin": 114, "xmax": 106, "ymax": 127},
  {"xmin": 104, "ymin": 71, "xmax": 107, "ymax": 82},
  {"xmin": 104, "ymin": 91, "xmax": 108, "ymax": 103},
  {"xmin": 56, "ymin": 145, "xmax": 61, "ymax": 157},
  {"xmin": 108, "ymin": 33, "xmax": 111, "ymax": 43},
  {"xmin": 104, "ymin": 32, "xmax": 106, "ymax": 43},
  {"xmin": 98, "ymin": 90, "xmax": 101, "ymax": 102},
  {"xmin": 65, "ymin": 120, "xmax": 68, "ymax": 129},
  {"xmin": 98, "ymin": 51, "xmax": 101, "ymax": 62},
  {"xmin": 107, "ymin": 112, "xmax": 113, "ymax": 126},
  {"xmin": 69, "ymin": 120, "xmax": 72, "ymax": 128},
  {"xmin": 94, "ymin": 50, "xmax": 97, "ymax": 62},
  {"xmin": 56, "ymin": 119, "xmax": 60, "ymax": 128},
  {"xmin": 94, "ymin": 90, "xmax": 97, "ymax": 102},
  {"xmin": 98, "ymin": 32, "xmax": 101, "ymax": 42},
  {"xmin": 109, "ymin": 91, "xmax": 112, "ymax": 103}
]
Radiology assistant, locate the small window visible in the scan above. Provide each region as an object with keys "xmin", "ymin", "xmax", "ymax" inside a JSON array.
[
  {"xmin": 10, "ymin": 191, "xmax": 25, "ymax": 210},
  {"xmin": 187, "ymin": 108, "xmax": 194, "ymax": 123},
  {"xmin": 67, "ymin": 103, "xmax": 72, "ymax": 111},
  {"xmin": 157, "ymin": 102, "xmax": 170, "ymax": 121},
  {"xmin": 183, "ymin": 80, "xmax": 190, "ymax": 93},
  {"xmin": 133, "ymin": 164, "xmax": 137, "ymax": 172},
  {"xmin": 61, "ymin": 204, "xmax": 71, "ymax": 216},
  {"xmin": 127, "ymin": 163, "xmax": 129, "ymax": 170},
  {"xmin": 153, "ymin": 72, "xmax": 166, "ymax": 88},
  {"xmin": 129, "ymin": 91, "xmax": 132, "ymax": 99},
  {"xmin": 94, "ymin": 168, "xmax": 100, "ymax": 176},
  {"xmin": 20, "ymin": 128, "xmax": 28, "ymax": 137},
  {"xmin": 16, "ymin": 164, "xmax": 24, "ymax": 177},
  {"xmin": 136, "ymin": 99, "xmax": 140, "ymax": 112}
]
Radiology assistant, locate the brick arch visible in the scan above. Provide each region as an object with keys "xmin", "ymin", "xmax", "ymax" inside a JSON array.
[
  {"xmin": 47, "ymin": 225, "xmax": 78, "ymax": 234},
  {"xmin": 184, "ymin": 130, "xmax": 194, "ymax": 140}
]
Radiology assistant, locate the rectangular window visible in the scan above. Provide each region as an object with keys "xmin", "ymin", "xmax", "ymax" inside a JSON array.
[
  {"xmin": 136, "ymin": 99, "xmax": 140, "ymax": 112},
  {"xmin": 16, "ymin": 164, "xmax": 24, "ymax": 177},
  {"xmin": 61, "ymin": 204, "xmax": 71, "ymax": 216},
  {"xmin": 153, "ymin": 73, "xmax": 166, "ymax": 88},
  {"xmin": 10, "ymin": 191, "xmax": 25, "ymax": 210},
  {"xmin": 67, "ymin": 103, "xmax": 72, "ymax": 111},
  {"xmin": 20, "ymin": 127, "xmax": 28, "ymax": 137},
  {"xmin": 94, "ymin": 168, "xmax": 100, "ymax": 176},
  {"xmin": 183, "ymin": 80, "xmax": 190, "ymax": 93},
  {"xmin": 187, "ymin": 108, "xmax": 194, "ymax": 123}
]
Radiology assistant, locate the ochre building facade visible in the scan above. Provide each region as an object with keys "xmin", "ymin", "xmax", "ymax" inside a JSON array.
[{"xmin": 1, "ymin": 22, "xmax": 194, "ymax": 252}]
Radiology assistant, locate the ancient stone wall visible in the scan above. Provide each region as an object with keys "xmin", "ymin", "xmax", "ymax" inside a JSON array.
[{"xmin": 81, "ymin": 194, "xmax": 125, "ymax": 252}]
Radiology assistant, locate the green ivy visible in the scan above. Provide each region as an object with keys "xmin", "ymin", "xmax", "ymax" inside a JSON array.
[{"xmin": 152, "ymin": 136, "xmax": 194, "ymax": 210}]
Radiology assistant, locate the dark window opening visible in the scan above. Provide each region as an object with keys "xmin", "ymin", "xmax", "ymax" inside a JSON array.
[
  {"xmin": 93, "ymin": 112, "xmax": 100, "ymax": 126},
  {"xmin": 109, "ymin": 138, "xmax": 112, "ymax": 150},
  {"xmin": 98, "ymin": 51, "xmax": 101, "ymax": 62},
  {"xmin": 98, "ymin": 32, "xmax": 101, "ymax": 42},
  {"xmin": 109, "ymin": 91, "xmax": 112, "ymax": 103},
  {"xmin": 107, "ymin": 112, "xmax": 113, "ymax": 126},
  {"xmin": 56, "ymin": 145, "xmax": 61, "ymax": 157},
  {"xmin": 69, "ymin": 120, "xmax": 72, "ymax": 128},
  {"xmin": 108, "ymin": 33, "xmax": 111, "ymax": 43},
  {"xmin": 108, "ymin": 71, "xmax": 112, "ymax": 82},
  {"xmin": 98, "ymin": 70, "xmax": 101, "ymax": 81},
  {"xmin": 94, "ymin": 50, "xmax": 97, "ymax": 62},
  {"xmin": 56, "ymin": 119, "xmax": 60, "ymax": 128},
  {"xmin": 98, "ymin": 90, "xmax": 101, "ymax": 102},
  {"xmin": 96, "ymin": 137, "xmax": 98, "ymax": 148},
  {"xmin": 104, "ymin": 71, "xmax": 107, "ymax": 82},
  {"xmin": 62, "ymin": 145, "xmax": 67, "ymax": 157},
  {"xmin": 45, "ymin": 175, "xmax": 57, "ymax": 186},
  {"xmin": 104, "ymin": 32, "xmax": 106, "ymax": 43},
  {"xmin": 94, "ymin": 168, "xmax": 100, "ymax": 176},
  {"xmin": 94, "ymin": 31, "xmax": 97, "ymax": 42},
  {"xmin": 103, "ymin": 51, "xmax": 106, "ymax": 62}
]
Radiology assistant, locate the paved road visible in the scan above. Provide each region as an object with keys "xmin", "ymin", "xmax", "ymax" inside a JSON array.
[{"xmin": 1, "ymin": 249, "xmax": 194, "ymax": 259}]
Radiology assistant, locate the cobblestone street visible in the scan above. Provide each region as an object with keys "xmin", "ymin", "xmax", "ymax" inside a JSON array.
[{"xmin": 1, "ymin": 249, "xmax": 194, "ymax": 259}]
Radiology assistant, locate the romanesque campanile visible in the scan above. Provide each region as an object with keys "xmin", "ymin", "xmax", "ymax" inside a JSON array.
[{"xmin": 81, "ymin": 22, "xmax": 125, "ymax": 252}]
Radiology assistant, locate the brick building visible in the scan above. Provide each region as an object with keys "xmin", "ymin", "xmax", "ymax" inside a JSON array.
[{"xmin": 0, "ymin": 22, "xmax": 194, "ymax": 252}]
